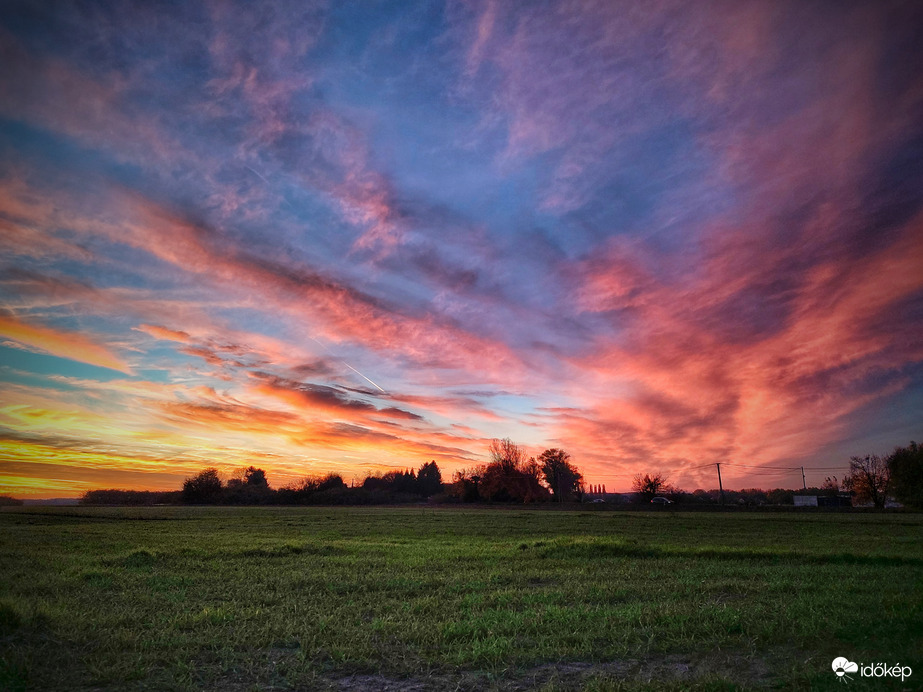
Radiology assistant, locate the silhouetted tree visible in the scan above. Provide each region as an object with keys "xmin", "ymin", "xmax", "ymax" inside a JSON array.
[
  {"xmin": 766, "ymin": 488, "xmax": 793, "ymax": 505},
  {"xmin": 521, "ymin": 456, "xmax": 540, "ymax": 489},
  {"xmin": 887, "ymin": 441, "xmax": 923, "ymax": 508},
  {"xmin": 362, "ymin": 473, "xmax": 388, "ymax": 492},
  {"xmin": 317, "ymin": 473, "xmax": 346, "ymax": 492},
  {"xmin": 481, "ymin": 439, "xmax": 549, "ymax": 503},
  {"xmin": 844, "ymin": 454, "xmax": 891, "ymax": 508},
  {"xmin": 450, "ymin": 467, "xmax": 484, "ymax": 502},
  {"xmin": 538, "ymin": 448, "xmax": 583, "ymax": 502},
  {"xmin": 244, "ymin": 466, "xmax": 268, "ymax": 488},
  {"xmin": 737, "ymin": 488, "xmax": 769, "ymax": 506},
  {"xmin": 228, "ymin": 466, "xmax": 268, "ymax": 488},
  {"xmin": 632, "ymin": 472, "xmax": 670, "ymax": 502},
  {"xmin": 181, "ymin": 468, "xmax": 223, "ymax": 504},
  {"xmin": 225, "ymin": 466, "xmax": 272, "ymax": 504},
  {"xmin": 364, "ymin": 469, "xmax": 415, "ymax": 495},
  {"xmin": 276, "ymin": 473, "xmax": 348, "ymax": 504},
  {"xmin": 488, "ymin": 438, "xmax": 525, "ymax": 471},
  {"xmin": 417, "ymin": 461, "xmax": 443, "ymax": 497},
  {"xmin": 393, "ymin": 469, "xmax": 418, "ymax": 494}
]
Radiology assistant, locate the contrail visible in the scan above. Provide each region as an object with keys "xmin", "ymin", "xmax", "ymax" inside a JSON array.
[
  {"xmin": 245, "ymin": 165, "xmax": 295, "ymax": 211},
  {"xmin": 343, "ymin": 362, "xmax": 386, "ymax": 392},
  {"xmin": 309, "ymin": 336, "xmax": 385, "ymax": 393},
  {"xmin": 245, "ymin": 165, "xmax": 271, "ymax": 185},
  {"xmin": 242, "ymin": 163, "xmax": 382, "ymax": 393}
]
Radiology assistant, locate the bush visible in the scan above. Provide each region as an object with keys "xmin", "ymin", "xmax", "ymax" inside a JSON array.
[{"xmin": 181, "ymin": 468, "xmax": 223, "ymax": 504}]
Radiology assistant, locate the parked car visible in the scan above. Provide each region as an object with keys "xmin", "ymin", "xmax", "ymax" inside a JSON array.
[{"xmin": 651, "ymin": 496, "xmax": 673, "ymax": 505}]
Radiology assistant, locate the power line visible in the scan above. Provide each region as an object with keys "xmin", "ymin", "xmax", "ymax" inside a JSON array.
[
  {"xmin": 592, "ymin": 464, "xmax": 847, "ymax": 478},
  {"xmin": 723, "ymin": 463, "xmax": 804, "ymax": 471},
  {"xmin": 594, "ymin": 463, "xmax": 846, "ymax": 471},
  {"xmin": 721, "ymin": 463, "xmax": 799, "ymax": 470},
  {"xmin": 720, "ymin": 468, "xmax": 798, "ymax": 475},
  {"xmin": 715, "ymin": 462, "xmax": 848, "ymax": 471}
]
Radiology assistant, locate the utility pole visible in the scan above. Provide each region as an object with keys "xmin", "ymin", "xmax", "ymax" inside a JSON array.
[
  {"xmin": 716, "ymin": 462, "xmax": 725, "ymax": 505},
  {"xmin": 801, "ymin": 466, "xmax": 807, "ymax": 491}
]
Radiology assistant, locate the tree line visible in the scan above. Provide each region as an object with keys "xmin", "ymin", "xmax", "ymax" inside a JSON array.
[
  {"xmin": 624, "ymin": 441, "xmax": 922, "ymax": 508},
  {"xmin": 841, "ymin": 441, "xmax": 922, "ymax": 508},
  {"xmin": 83, "ymin": 461, "xmax": 447, "ymax": 507},
  {"xmin": 77, "ymin": 438, "xmax": 921, "ymax": 508},
  {"xmin": 79, "ymin": 438, "xmax": 585, "ymax": 506}
]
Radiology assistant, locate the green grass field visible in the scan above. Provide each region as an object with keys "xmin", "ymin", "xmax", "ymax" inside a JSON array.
[{"xmin": 1, "ymin": 506, "xmax": 920, "ymax": 690}]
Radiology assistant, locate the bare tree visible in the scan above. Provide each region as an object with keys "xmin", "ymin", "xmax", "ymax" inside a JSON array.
[
  {"xmin": 488, "ymin": 438, "xmax": 526, "ymax": 473},
  {"xmin": 844, "ymin": 454, "xmax": 891, "ymax": 508},
  {"xmin": 482, "ymin": 439, "xmax": 548, "ymax": 502},
  {"xmin": 632, "ymin": 472, "xmax": 670, "ymax": 501}
]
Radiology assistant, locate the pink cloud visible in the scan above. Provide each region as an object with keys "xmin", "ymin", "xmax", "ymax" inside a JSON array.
[
  {"xmin": 552, "ymin": 207, "xmax": 923, "ymax": 488},
  {"xmin": 0, "ymin": 29, "xmax": 189, "ymax": 172},
  {"xmin": 463, "ymin": 0, "xmax": 499, "ymax": 78},
  {"xmin": 134, "ymin": 324, "xmax": 194, "ymax": 344},
  {"xmin": 386, "ymin": 392, "xmax": 505, "ymax": 423},
  {"xmin": 107, "ymin": 195, "xmax": 526, "ymax": 383}
]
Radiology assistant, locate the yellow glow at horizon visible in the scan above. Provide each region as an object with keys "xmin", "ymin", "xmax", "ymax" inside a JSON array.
[{"xmin": 0, "ymin": 474, "xmax": 92, "ymax": 496}]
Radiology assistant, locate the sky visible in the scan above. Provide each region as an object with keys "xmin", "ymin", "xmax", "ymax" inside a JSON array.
[{"xmin": 1, "ymin": 1, "xmax": 922, "ymax": 498}]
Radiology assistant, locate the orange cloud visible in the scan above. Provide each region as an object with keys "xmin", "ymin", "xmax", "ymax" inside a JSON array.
[
  {"xmin": 386, "ymin": 392, "xmax": 505, "ymax": 423},
  {"xmin": 0, "ymin": 314, "xmax": 132, "ymax": 374},
  {"xmin": 158, "ymin": 400, "xmax": 304, "ymax": 437},
  {"xmin": 134, "ymin": 323, "xmax": 194, "ymax": 343}
]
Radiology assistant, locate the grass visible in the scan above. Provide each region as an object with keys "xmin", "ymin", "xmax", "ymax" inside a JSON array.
[{"xmin": 0, "ymin": 506, "xmax": 920, "ymax": 690}]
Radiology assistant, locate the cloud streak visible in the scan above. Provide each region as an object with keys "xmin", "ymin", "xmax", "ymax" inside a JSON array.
[{"xmin": 0, "ymin": 313, "xmax": 132, "ymax": 374}]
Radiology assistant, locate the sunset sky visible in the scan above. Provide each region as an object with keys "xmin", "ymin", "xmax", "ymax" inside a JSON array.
[{"xmin": 1, "ymin": 1, "xmax": 922, "ymax": 498}]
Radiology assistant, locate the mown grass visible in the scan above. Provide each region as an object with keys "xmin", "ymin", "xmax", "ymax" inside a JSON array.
[{"xmin": 0, "ymin": 506, "xmax": 920, "ymax": 690}]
